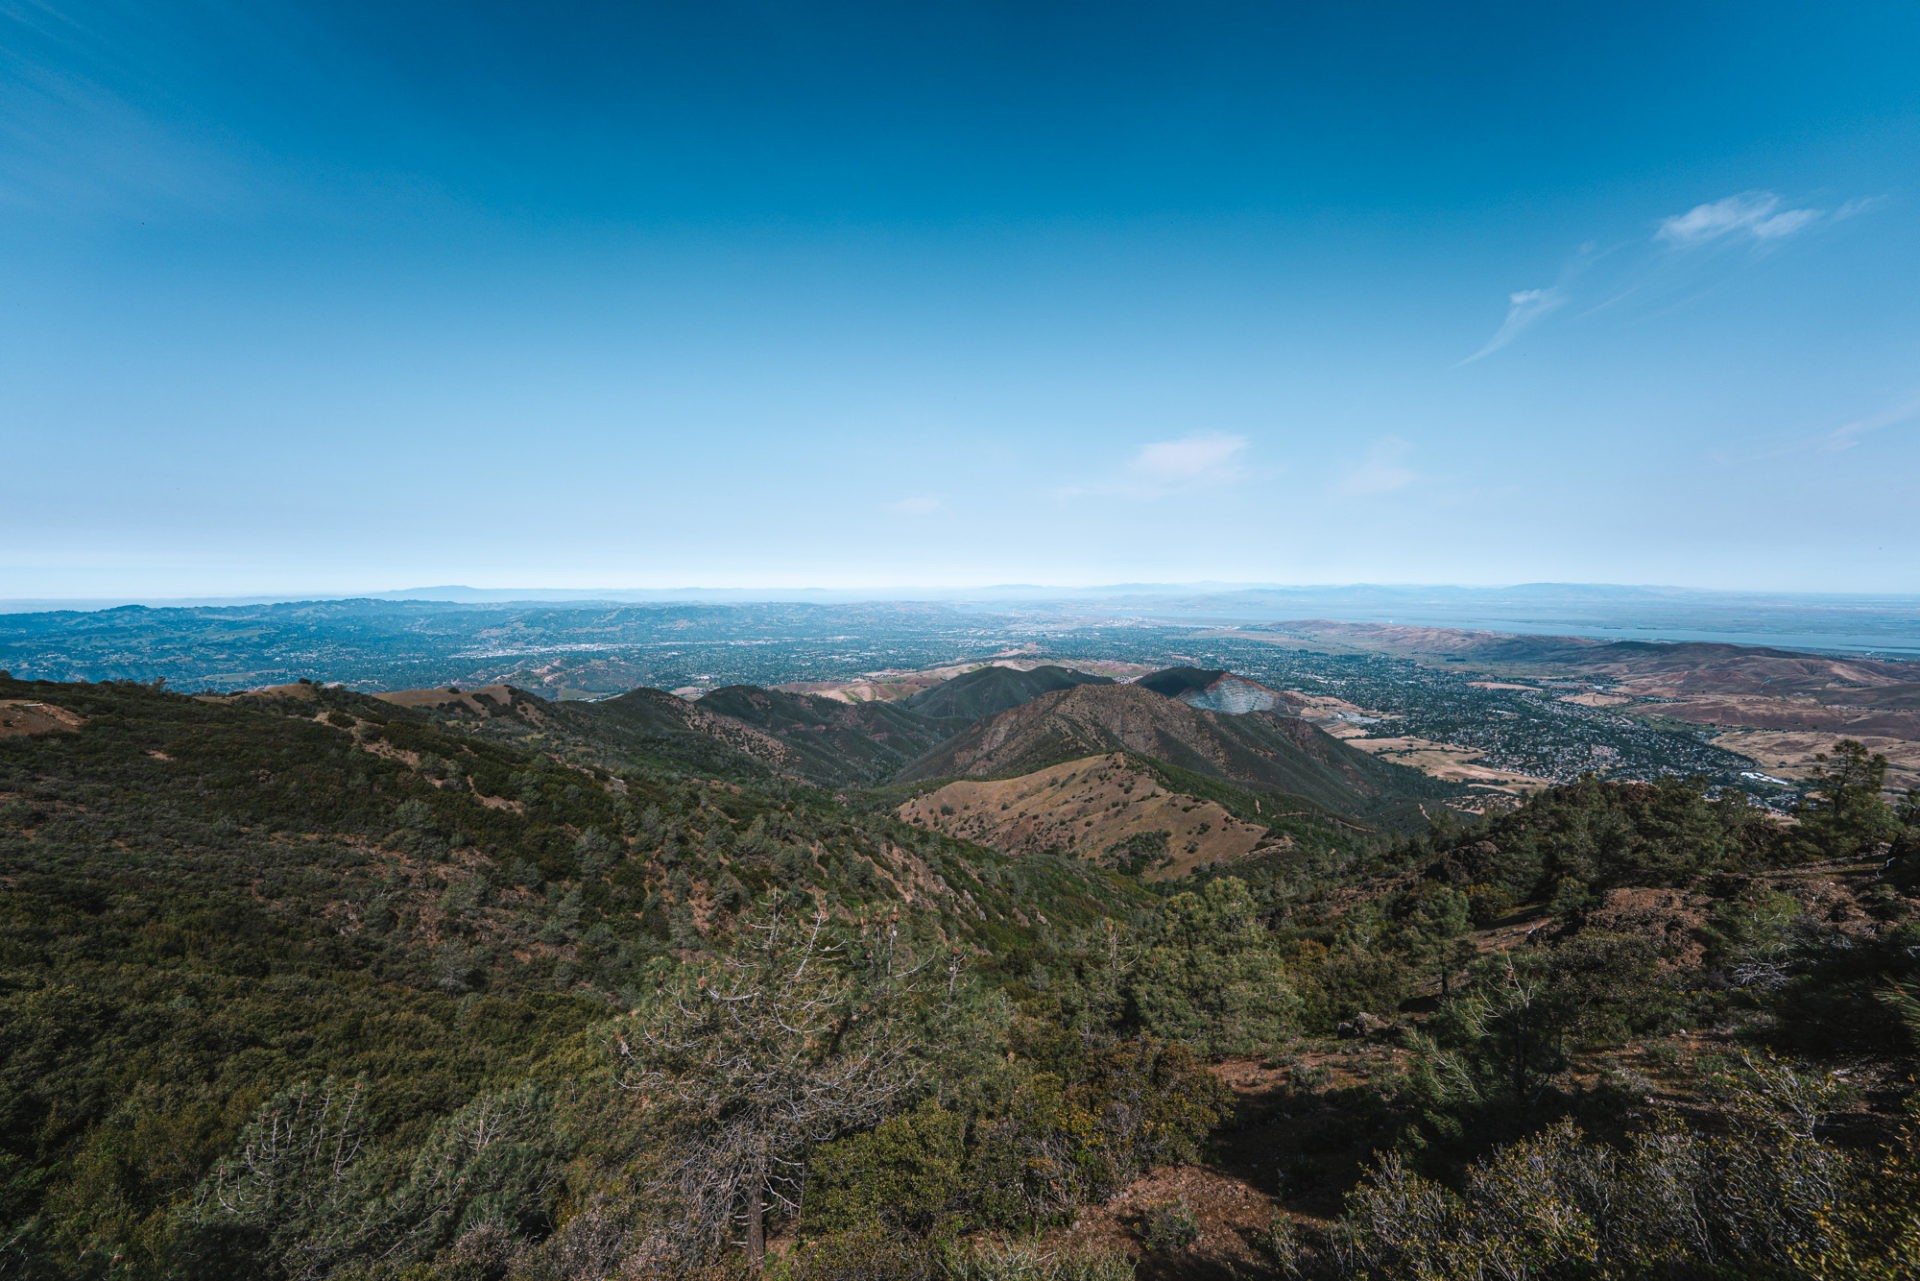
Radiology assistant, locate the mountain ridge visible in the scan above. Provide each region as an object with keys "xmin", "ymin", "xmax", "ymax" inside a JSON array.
[
  {"xmin": 897, "ymin": 681, "xmax": 1452, "ymax": 822},
  {"xmin": 905, "ymin": 663, "xmax": 1113, "ymax": 722}
]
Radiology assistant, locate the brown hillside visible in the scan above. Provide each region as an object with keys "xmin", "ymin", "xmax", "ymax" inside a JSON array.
[
  {"xmin": 898, "ymin": 753, "xmax": 1286, "ymax": 878},
  {"xmin": 896, "ymin": 682, "xmax": 1439, "ymax": 824},
  {"xmin": 0, "ymin": 699, "xmax": 84, "ymax": 737},
  {"xmin": 902, "ymin": 683, "xmax": 1243, "ymax": 780},
  {"xmin": 1252, "ymin": 621, "xmax": 1920, "ymax": 791},
  {"xmin": 378, "ymin": 684, "xmax": 551, "ymax": 719},
  {"xmin": 1259, "ymin": 620, "xmax": 1916, "ymax": 698}
]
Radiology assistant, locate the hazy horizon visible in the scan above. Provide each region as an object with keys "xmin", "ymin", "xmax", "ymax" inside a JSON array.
[{"xmin": 10, "ymin": 578, "xmax": 1920, "ymax": 612}]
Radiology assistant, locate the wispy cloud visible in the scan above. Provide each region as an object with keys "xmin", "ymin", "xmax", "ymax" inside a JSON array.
[
  {"xmin": 1742, "ymin": 391, "xmax": 1920, "ymax": 461},
  {"xmin": 1060, "ymin": 432, "xmax": 1250, "ymax": 499},
  {"xmin": 1128, "ymin": 433, "xmax": 1247, "ymax": 487},
  {"xmin": 1655, "ymin": 191, "xmax": 1825, "ymax": 246},
  {"xmin": 1458, "ymin": 287, "xmax": 1566, "ymax": 365},
  {"xmin": 1835, "ymin": 195, "xmax": 1890, "ymax": 222},
  {"xmin": 1818, "ymin": 395, "xmax": 1920, "ymax": 452},
  {"xmin": 1461, "ymin": 189, "xmax": 1882, "ymax": 363},
  {"xmin": 884, "ymin": 495, "xmax": 943, "ymax": 516},
  {"xmin": 0, "ymin": 5, "xmax": 323, "ymax": 220},
  {"xmin": 1335, "ymin": 438, "xmax": 1417, "ymax": 497}
]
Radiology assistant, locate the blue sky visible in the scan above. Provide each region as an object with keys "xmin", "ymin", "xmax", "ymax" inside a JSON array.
[{"xmin": 4, "ymin": 1, "xmax": 1918, "ymax": 598}]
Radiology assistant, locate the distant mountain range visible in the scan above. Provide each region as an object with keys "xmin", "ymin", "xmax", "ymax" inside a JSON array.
[
  {"xmin": 9, "ymin": 594, "xmax": 1915, "ymax": 801},
  {"xmin": 7, "ymin": 589, "xmax": 1916, "ymax": 696}
]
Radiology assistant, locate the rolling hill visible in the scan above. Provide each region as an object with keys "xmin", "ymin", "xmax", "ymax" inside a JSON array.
[
  {"xmin": 367, "ymin": 662, "xmax": 1466, "ymax": 837},
  {"xmin": 1264, "ymin": 620, "xmax": 1918, "ymax": 699},
  {"xmin": 1257, "ymin": 620, "xmax": 1920, "ymax": 793},
  {"xmin": 905, "ymin": 662, "xmax": 1113, "ymax": 722},
  {"xmin": 0, "ymin": 670, "xmax": 1161, "ymax": 1278},
  {"xmin": 691, "ymin": 685, "xmax": 954, "ymax": 786},
  {"xmin": 372, "ymin": 682, "xmax": 792, "ymax": 779},
  {"xmin": 897, "ymin": 681, "xmax": 1452, "ymax": 822},
  {"xmin": 897, "ymin": 751, "xmax": 1289, "ymax": 878}
]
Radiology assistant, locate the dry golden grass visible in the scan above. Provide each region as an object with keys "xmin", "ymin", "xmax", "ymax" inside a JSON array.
[
  {"xmin": 898, "ymin": 752, "xmax": 1283, "ymax": 878},
  {"xmin": 375, "ymin": 684, "xmax": 519, "ymax": 714},
  {"xmin": 0, "ymin": 699, "xmax": 85, "ymax": 737},
  {"xmin": 1559, "ymin": 691, "xmax": 1633, "ymax": 707},
  {"xmin": 1339, "ymin": 735, "xmax": 1548, "ymax": 796},
  {"xmin": 1708, "ymin": 728, "xmax": 1920, "ymax": 791}
]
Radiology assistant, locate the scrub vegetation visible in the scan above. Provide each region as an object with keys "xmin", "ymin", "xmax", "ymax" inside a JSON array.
[{"xmin": 2, "ymin": 670, "xmax": 1918, "ymax": 1279}]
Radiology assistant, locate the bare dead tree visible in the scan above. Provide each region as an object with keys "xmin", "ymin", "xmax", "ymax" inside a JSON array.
[
  {"xmin": 192, "ymin": 1077, "xmax": 372, "ymax": 1281},
  {"xmin": 611, "ymin": 907, "xmax": 947, "ymax": 1271}
]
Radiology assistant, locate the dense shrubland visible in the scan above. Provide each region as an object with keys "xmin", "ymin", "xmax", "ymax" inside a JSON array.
[
  {"xmin": 3, "ymin": 675, "xmax": 1919, "ymax": 1279},
  {"xmin": 1332, "ymin": 1061, "xmax": 1908, "ymax": 1281}
]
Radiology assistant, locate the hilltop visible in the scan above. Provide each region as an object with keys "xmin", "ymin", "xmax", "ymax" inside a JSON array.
[
  {"xmin": 899, "ymin": 681, "xmax": 1448, "ymax": 823},
  {"xmin": 906, "ymin": 662, "xmax": 1113, "ymax": 722},
  {"xmin": 365, "ymin": 680, "xmax": 793, "ymax": 779},
  {"xmin": 898, "ymin": 752, "xmax": 1290, "ymax": 877},
  {"xmin": 692, "ymin": 684, "xmax": 953, "ymax": 785},
  {"xmin": 352, "ymin": 667, "xmax": 1453, "ymax": 884}
]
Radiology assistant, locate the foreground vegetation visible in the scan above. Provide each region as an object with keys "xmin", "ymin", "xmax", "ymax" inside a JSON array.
[{"xmin": 2, "ymin": 675, "xmax": 1918, "ymax": 1279}]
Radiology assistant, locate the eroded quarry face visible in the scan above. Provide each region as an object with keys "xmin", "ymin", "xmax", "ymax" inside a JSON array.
[{"xmin": 1174, "ymin": 673, "xmax": 1286, "ymax": 715}]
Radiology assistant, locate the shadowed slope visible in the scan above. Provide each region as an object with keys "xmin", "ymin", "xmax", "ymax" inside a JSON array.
[
  {"xmin": 374, "ymin": 682, "xmax": 790, "ymax": 779},
  {"xmin": 694, "ymin": 685, "xmax": 952, "ymax": 786},
  {"xmin": 899, "ymin": 682, "xmax": 1451, "ymax": 822},
  {"xmin": 906, "ymin": 663, "xmax": 1113, "ymax": 723}
]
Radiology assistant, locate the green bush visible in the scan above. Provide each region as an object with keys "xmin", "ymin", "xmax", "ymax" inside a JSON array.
[
  {"xmin": 1296, "ymin": 940, "xmax": 1412, "ymax": 1032},
  {"xmin": 1254, "ymin": 1213, "xmax": 1308, "ymax": 1276},
  {"xmin": 938, "ymin": 1241, "xmax": 1136, "ymax": 1281},
  {"xmin": 774, "ymin": 1226, "xmax": 939, "ymax": 1281},
  {"xmin": 1076, "ymin": 1039, "xmax": 1229, "ymax": 1171},
  {"xmin": 1415, "ymin": 775, "xmax": 1785, "ymax": 905},
  {"xmin": 1138, "ymin": 1198, "xmax": 1199, "ymax": 1251},
  {"xmin": 964, "ymin": 1039, "xmax": 1226, "ymax": 1231},
  {"xmin": 776, "ymin": 1234, "xmax": 1137, "ymax": 1281},
  {"xmin": 805, "ymin": 1102, "xmax": 966, "ymax": 1240},
  {"xmin": 1127, "ymin": 877, "xmax": 1298, "ymax": 1056},
  {"xmin": 966, "ymin": 1072, "xmax": 1108, "ymax": 1229},
  {"xmin": 1335, "ymin": 1055, "xmax": 1854, "ymax": 1278}
]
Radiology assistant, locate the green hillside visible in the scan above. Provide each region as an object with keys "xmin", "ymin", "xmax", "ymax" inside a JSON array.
[
  {"xmin": 693, "ymin": 685, "xmax": 954, "ymax": 786},
  {"xmin": 0, "ymin": 675, "xmax": 1152, "ymax": 1278},
  {"xmin": 905, "ymin": 663, "xmax": 1113, "ymax": 723},
  {"xmin": 6, "ymin": 673, "xmax": 1919, "ymax": 1281},
  {"xmin": 1131, "ymin": 666, "xmax": 1228, "ymax": 700},
  {"xmin": 379, "ymin": 683, "xmax": 786, "ymax": 780},
  {"xmin": 900, "ymin": 682, "xmax": 1454, "ymax": 825}
]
